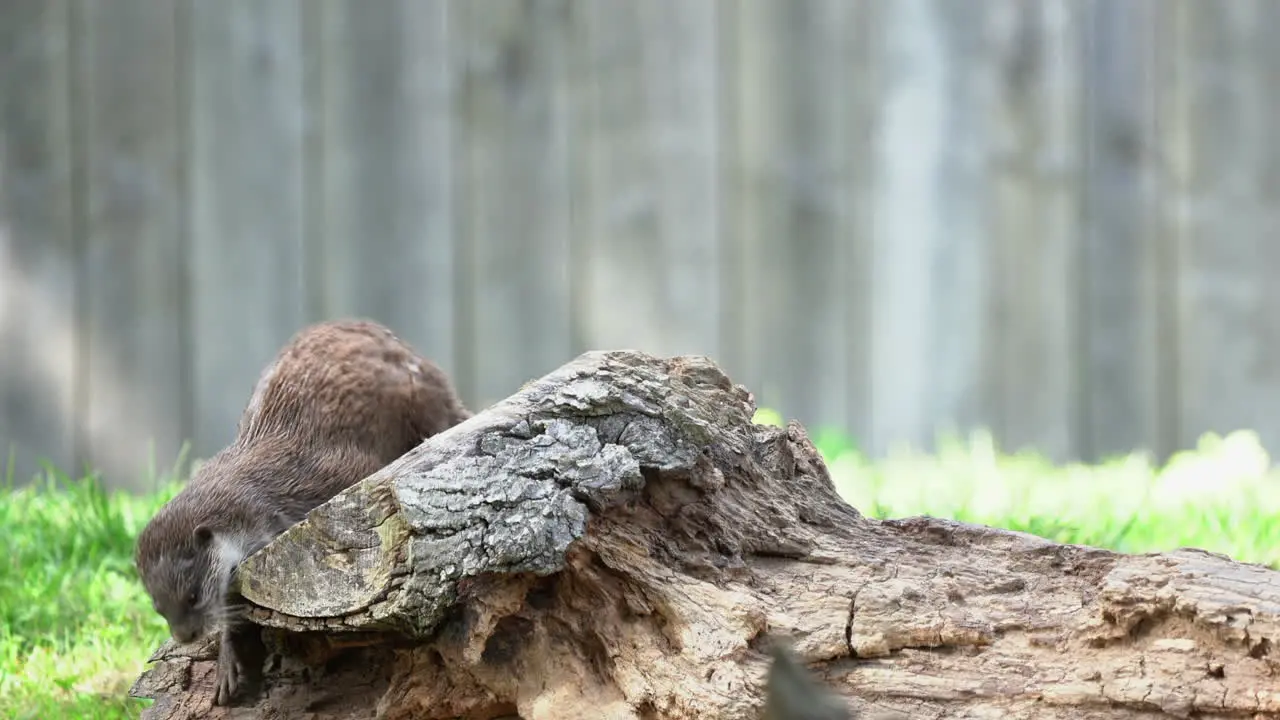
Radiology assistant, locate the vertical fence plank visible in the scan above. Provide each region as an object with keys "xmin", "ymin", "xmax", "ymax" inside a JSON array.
[
  {"xmin": 569, "ymin": 1, "xmax": 721, "ymax": 362},
  {"xmin": 984, "ymin": 0, "xmax": 1084, "ymax": 461},
  {"xmin": 1164, "ymin": 0, "xmax": 1280, "ymax": 455},
  {"xmin": 306, "ymin": 0, "xmax": 457, "ymax": 373},
  {"xmin": 0, "ymin": 0, "xmax": 76, "ymax": 484},
  {"xmin": 1079, "ymin": 0, "xmax": 1167, "ymax": 462},
  {"xmin": 12, "ymin": 2, "xmax": 1280, "ymax": 485},
  {"xmin": 721, "ymin": 0, "xmax": 874, "ymax": 437},
  {"xmin": 75, "ymin": 0, "xmax": 186, "ymax": 490},
  {"xmin": 187, "ymin": 0, "xmax": 307, "ymax": 457},
  {"xmin": 866, "ymin": 0, "xmax": 997, "ymax": 456},
  {"xmin": 839, "ymin": 1, "xmax": 882, "ymax": 451},
  {"xmin": 452, "ymin": 0, "xmax": 574, "ymax": 409}
]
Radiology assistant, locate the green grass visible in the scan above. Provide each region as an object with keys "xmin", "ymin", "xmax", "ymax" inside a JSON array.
[
  {"xmin": 753, "ymin": 408, "xmax": 1280, "ymax": 568},
  {"xmin": 4, "ymin": 416, "xmax": 1280, "ymax": 718},
  {"xmin": 0, "ymin": 457, "xmax": 184, "ymax": 720}
]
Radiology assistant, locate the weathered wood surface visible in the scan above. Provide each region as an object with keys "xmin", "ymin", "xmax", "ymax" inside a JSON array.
[
  {"xmin": 9, "ymin": 2, "xmax": 1280, "ymax": 489},
  {"xmin": 1165, "ymin": 0, "xmax": 1280, "ymax": 453},
  {"xmin": 570, "ymin": 0, "xmax": 722, "ymax": 364},
  {"xmin": 868, "ymin": 0, "xmax": 998, "ymax": 459},
  {"xmin": 452, "ymin": 0, "xmax": 575, "ymax": 410},
  {"xmin": 1078, "ymin": 0, "xmax": 1172, "ymax": 463},
  {"xmin": 187, "ymin": 0, "xmax": 308, "ymax": 455},
  {"xmin": 132, "ymin": 350, "xmax": 1280, "ymax": 719},
  {"xmin": 723, "ymin": 0, "xmax": 873, "ymax": 437},
  {"xmin": 0, "ymin": 0, "xmax": 76, "ymax": 484},
  {"xmin": 76, "ymin": 0, "xmax": 187, "ymax": 489},
  {"xmin": 304, "ymin": 0, "xmax": 459, "ymax": 381},
  {"xmin": 985, "ymin": 0, "xmax": 1084, "ymax": 461}
]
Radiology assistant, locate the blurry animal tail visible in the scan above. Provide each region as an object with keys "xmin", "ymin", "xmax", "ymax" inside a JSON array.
[{"xmin": 763, "ymin": 642, "xmax": 855, "ymax": 720}]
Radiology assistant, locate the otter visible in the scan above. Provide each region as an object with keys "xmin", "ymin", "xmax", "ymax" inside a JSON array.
[
  {"xmin": 764, "ymin": 641, "xmax": 855, "ymax": 719},
  {"xmin": 134, "ymin": 319, "xmax": 471, "ymax": 706}
]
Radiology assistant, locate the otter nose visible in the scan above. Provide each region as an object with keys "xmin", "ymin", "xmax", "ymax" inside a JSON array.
[{"xmin": 171, "ymin": 625, "xmax": 200, "ymax": 644}]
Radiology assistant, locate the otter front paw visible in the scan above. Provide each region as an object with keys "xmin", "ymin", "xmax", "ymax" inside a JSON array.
[
  {"xmin": 213, "ymin": 632, "xmax": 243, "ymax": 706},
  {"xmin": 212, "ymin": 632, "xmax": 240, "ymax": 702},
  {"xmin": 212, "ymin": 625, "xmax": 266, "ymax": 706}
]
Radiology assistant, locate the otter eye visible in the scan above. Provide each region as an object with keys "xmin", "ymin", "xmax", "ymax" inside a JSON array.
[{"xmin": 187, "ymin": 591, "xmax": 199, "ymax": 607}]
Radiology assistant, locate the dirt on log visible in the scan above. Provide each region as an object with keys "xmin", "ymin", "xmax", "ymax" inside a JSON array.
[{"xmin": 129, "ymin": 350, "xmax": 1280, "ymax": 719}]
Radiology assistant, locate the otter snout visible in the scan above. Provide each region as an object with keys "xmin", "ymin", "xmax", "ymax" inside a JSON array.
[{"xmin": 169, "ymin": 621, "xmax": 203, "ymax": 644}]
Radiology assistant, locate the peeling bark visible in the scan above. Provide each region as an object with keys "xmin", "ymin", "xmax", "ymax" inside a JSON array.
[{"xmin": 130, "ymin": 350, "xmax": 1280, "ymax": 719}]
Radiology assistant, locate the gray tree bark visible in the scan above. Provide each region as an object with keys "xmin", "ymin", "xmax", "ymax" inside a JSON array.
[{"xmin": 130, "ymin": 350, "xmax": 1280, "ymax": 719}]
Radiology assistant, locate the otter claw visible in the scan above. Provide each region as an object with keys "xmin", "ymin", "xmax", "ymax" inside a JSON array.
[
  {"xmin": 213, "ymin": 635, "xmax": 242, "ymax": 706},
  {"xmin": 212, "ymin": 625, "xmax": 265, "ymax": 706}
]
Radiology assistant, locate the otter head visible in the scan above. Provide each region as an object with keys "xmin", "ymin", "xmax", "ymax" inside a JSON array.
[{"xmin": 136, "ymin": 519, "xmax": 238, "ymax": 645}]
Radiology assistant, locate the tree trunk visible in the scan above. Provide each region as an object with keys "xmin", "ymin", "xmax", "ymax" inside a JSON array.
[{"xmin": 130, "ymin": 350, "xmax": 1280, "ymax": 719}]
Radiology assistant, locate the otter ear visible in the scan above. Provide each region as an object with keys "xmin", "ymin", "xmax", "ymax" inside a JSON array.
[{"xmin": 193, "ymin": 525, "xmax": 214, "ymax": 547}]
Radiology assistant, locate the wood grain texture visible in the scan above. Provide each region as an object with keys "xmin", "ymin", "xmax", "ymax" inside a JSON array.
[
  {"xmin": 1079, "ymin": 0, "xmax": 1169, "ymax": 462},
  {"xmin": 569, "ymin": 0, "xmax": 722, "ymax": 362},
  {"xmin": 866, "ymin": 0, "xmax": 997, "ymax": 456},
  {"xmin": 133, "ymin": 349, "xmax": 1280, "ymax": 718},
  {"xmin": 983, "ymin": 0, "xmax": 1084, "ymax": 462},
  {"xmin": 305, "ymin": 0, "xmax": 458, "ymax": 377},
  {"xmin": 0, "ymin": 0, "xmax": 77, "ymax": 481},
  {"xmin": 722, "ymin": 0, "xmax": 874, "ymax": 438},
  {"xmin": 186, "ymin": 0, "xmax": 308, "ymax": 456},
  {"xmin": 1164, "ymin": 0, "xmax": 1280, "ymax": 454},
  {"xmin": 5, "ymin": 3, "xmax": 1280, "ymax": 482},
  {"xmin": 75, "ymin": 0, "xmax": 186, "ymax": 490},
  {"xmin": 452, "ymin": 0, "xmax": 575, "ymax": 410}
]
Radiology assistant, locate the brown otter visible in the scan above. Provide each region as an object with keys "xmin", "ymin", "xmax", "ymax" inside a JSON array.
[{"xmin": 134, "ymin": 319, "xmax": 471, "ymax": 706}]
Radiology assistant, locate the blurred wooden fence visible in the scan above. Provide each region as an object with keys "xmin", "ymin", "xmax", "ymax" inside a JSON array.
[{"xmin": 2, "ymin": 0, "xmax": 1278, "ymax": 492}]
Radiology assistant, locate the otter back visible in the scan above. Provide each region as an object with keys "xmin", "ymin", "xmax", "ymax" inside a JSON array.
[
  {"xmin": 134, "ymin": 318, "xmax": 471, "ymax": 706},
  {"xmin": 237, "ymin": 319, "xmax": 470, "ymax": 461}
]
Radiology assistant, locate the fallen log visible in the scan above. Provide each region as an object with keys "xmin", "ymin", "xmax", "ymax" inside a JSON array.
[{"xmin": 130, "ymin": 350, "xmax": 1280, "ymax": 719}]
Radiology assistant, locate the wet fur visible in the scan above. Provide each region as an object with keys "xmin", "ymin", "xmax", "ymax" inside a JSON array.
[{"xmin": 133, "ymin": 319, "xmax": 471, "ymax": 705}]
